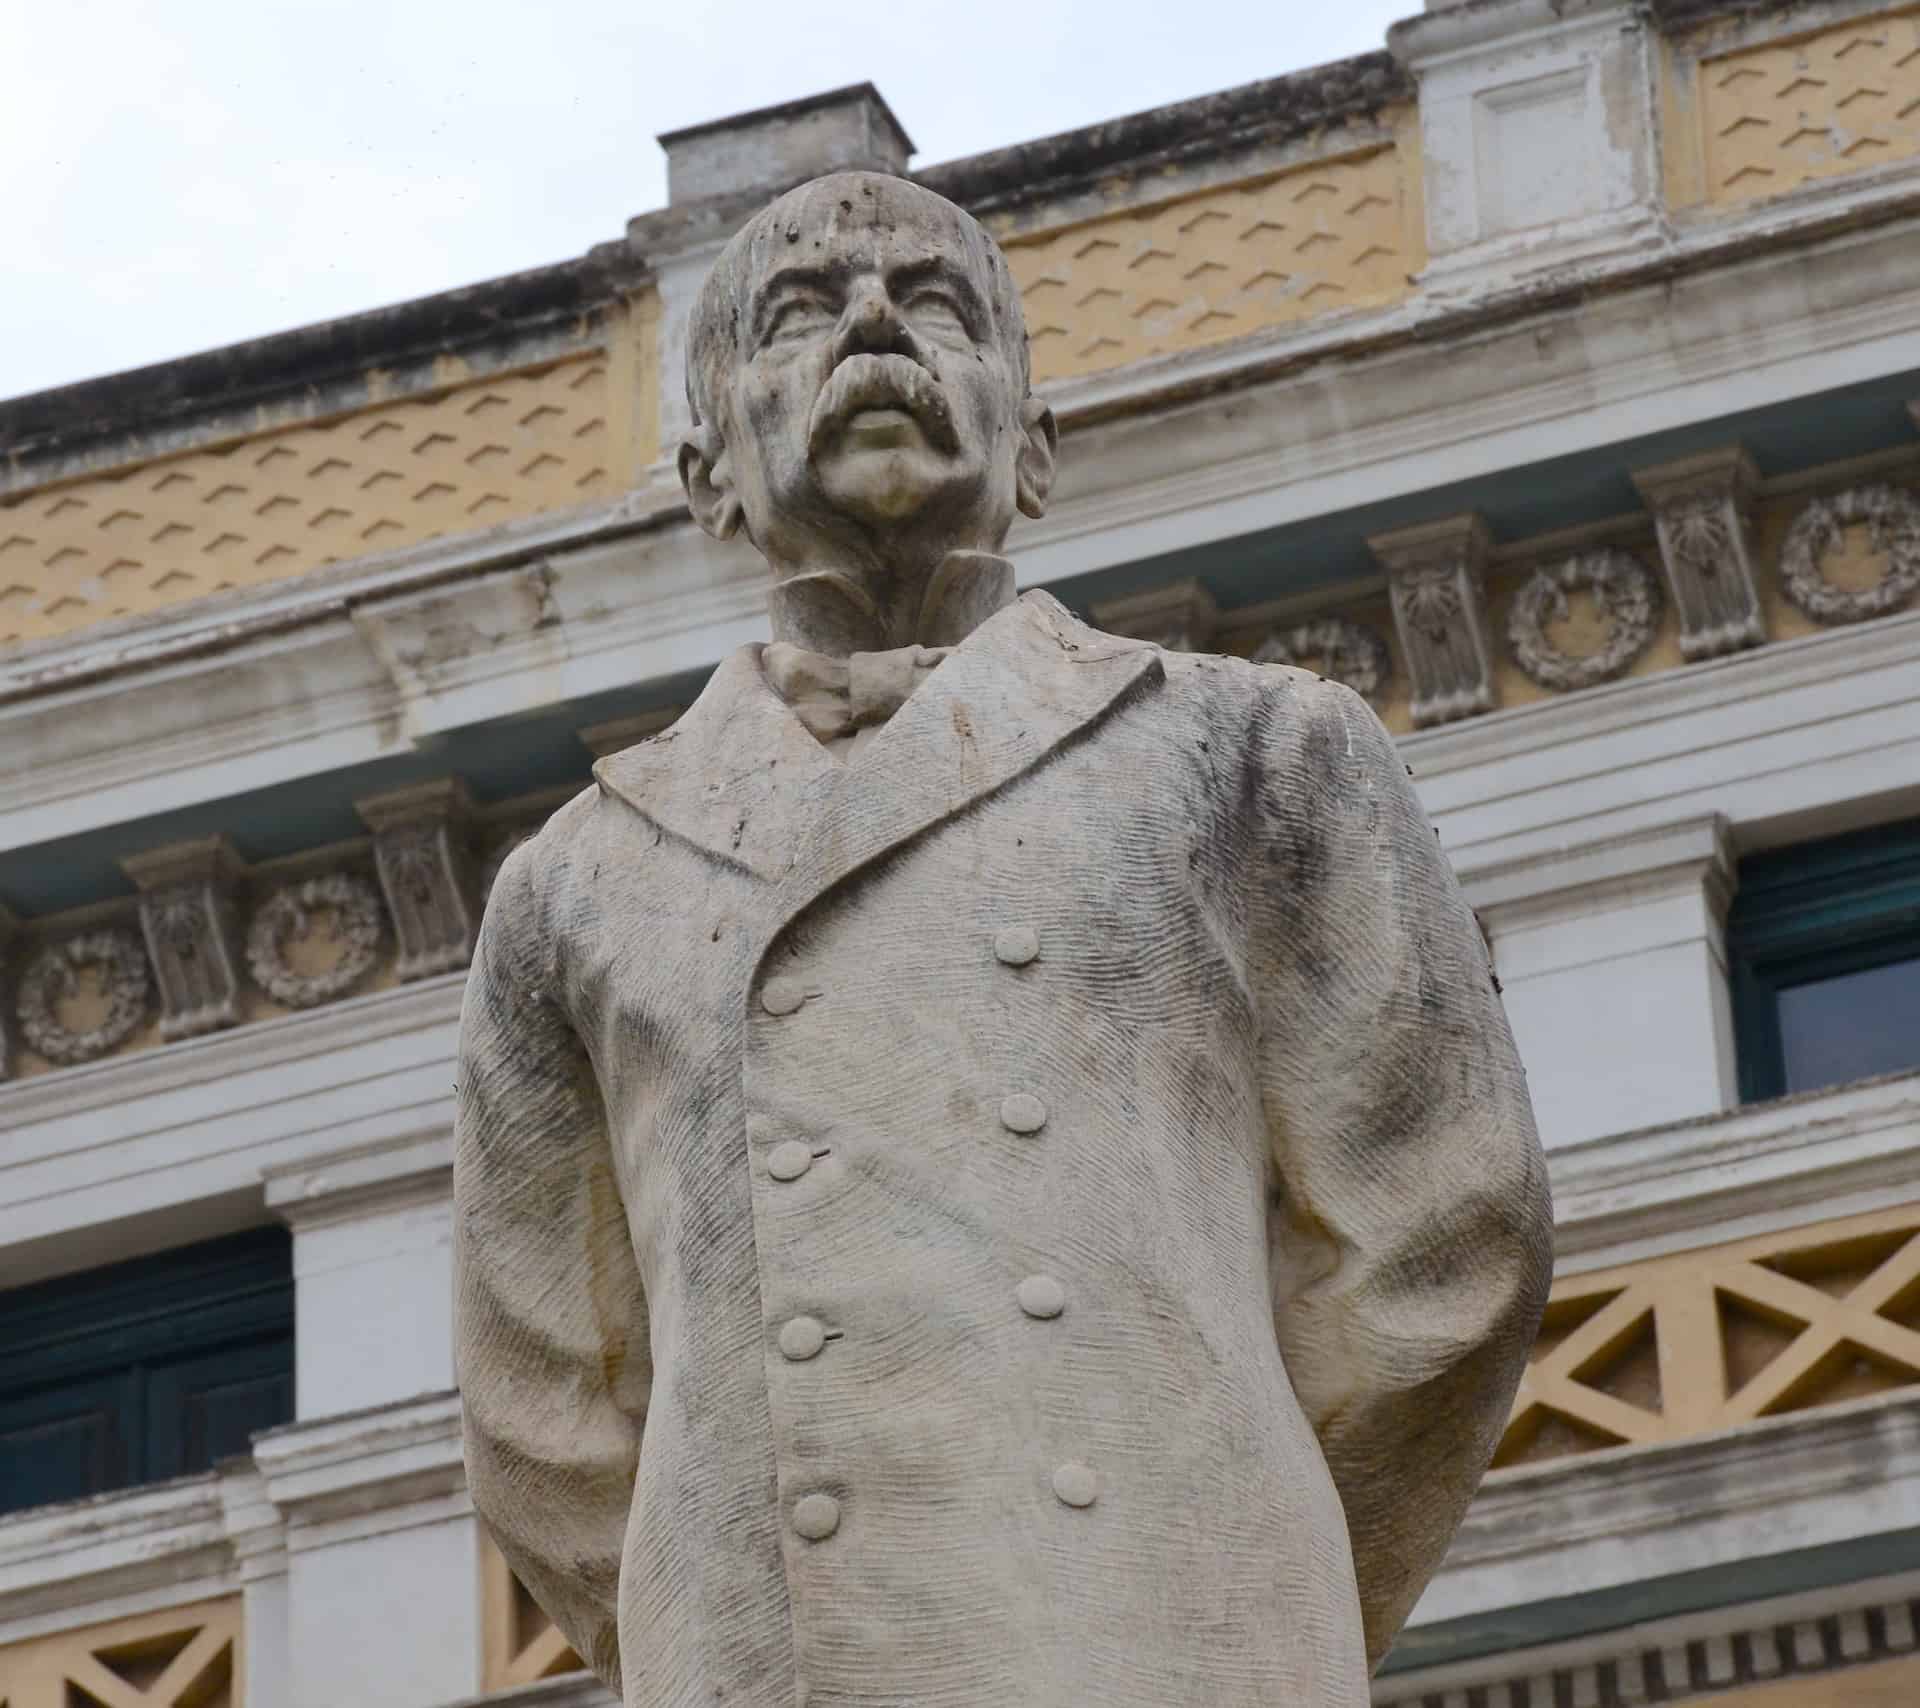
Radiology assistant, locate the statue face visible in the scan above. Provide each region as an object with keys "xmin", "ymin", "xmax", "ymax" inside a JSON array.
[{"xmin": 683, "ymin": 177, "xmax": 1052, "ymax": 581}]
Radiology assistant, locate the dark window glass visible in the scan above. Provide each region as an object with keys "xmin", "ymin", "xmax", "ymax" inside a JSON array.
[
  {"xmin": 1776, "ymin": 955, "xmax": 1920, "ymax": 1094},
  {"xmin": 0, "ymin": 1227, "xmax": 293, "ymax": 1516},
  {"xmin": 1729, "ymin": 818, "xmax": 1920, "ymax": 1102}
]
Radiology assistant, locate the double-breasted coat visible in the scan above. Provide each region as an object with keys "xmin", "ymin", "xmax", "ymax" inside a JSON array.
[{"xmin": 453, "ymin": 587, "xmax": 1553, "ymax": 1708}]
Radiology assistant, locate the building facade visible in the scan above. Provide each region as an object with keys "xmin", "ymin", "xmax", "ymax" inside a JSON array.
[{"xmin": 4, "ymin": 0, "xmax": 1920, "ymax": 1702}]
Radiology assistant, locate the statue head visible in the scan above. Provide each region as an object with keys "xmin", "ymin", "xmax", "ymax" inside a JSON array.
[{"xmin": 678, "ymin": 172, "xmax": 1056, "ymax": 648}]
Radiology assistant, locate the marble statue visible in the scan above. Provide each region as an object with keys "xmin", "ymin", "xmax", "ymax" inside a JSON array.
[{"xmin": 453, "ymin": 170, "xmax": 1554, "ymax": 1708}]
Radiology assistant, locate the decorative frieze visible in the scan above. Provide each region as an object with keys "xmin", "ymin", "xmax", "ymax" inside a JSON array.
[
  {"xmin": 1089, "ymin": 578, "xmax": 1219, "ymax": 653},
  {"xmin": 358, "ymin": 780, "xmax": 479, "ymax": 981},
  {"xmin": 246, "ymin": 873, "xmax": 386, "ymax": 1009},
  {"xmin": 1372, "ymin": 514, "xmax": 1498, "ymax": 727},
  {"xmin": 1633, "ymin": 448, "xmax": 1767, "ymax": 661},
  {"xmin": 1251, "ymin": 617, "xmax": 1392, "ymax": 701},
  {"xmin": 122, "ymin": 836, "xmax": 246, "ymax": 1042},
  {"xmin": 16, "ymin": 928, "xmax": 152, "ymax": 1066},
  {"xmin": 1779, "ymin": 484, "xmax": 1920, "ymax": 626},
  {"xmin": 1508, "ymin": 547, "xmax": 1662, "ymax": 693}
]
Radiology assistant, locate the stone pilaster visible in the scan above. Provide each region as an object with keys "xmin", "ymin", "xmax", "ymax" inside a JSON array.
[
  {"xmin": 122, "ymin": 837, "xmax": 246, "ymax": 1042},
  {"xmin": 1372, "ymin": 514, "xmax": 1498, "ymax": 727},
  {"xmin": 1089, "ymin": 578, "xmax": 1220, "ymax": 652},
  {"xmin": 356, "ymin": 780, "xmax": 478, "ymax": 982},
  {"xmin": 1389, "ymin": 0, "xmax": 1666, "ymax": 291},
  {"xmin": 1633, "ymin": 449, "xmax": 1768, "ymax": 661}
]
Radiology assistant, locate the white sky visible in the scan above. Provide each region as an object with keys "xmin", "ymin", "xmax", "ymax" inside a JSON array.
[{"xmin": 4, "ymin": 0, "xmax": 1414, "ymax": 401}]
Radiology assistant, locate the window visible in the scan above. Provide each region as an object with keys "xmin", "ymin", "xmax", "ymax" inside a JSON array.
[
  {"xmin": 0, "ymin": 1227, "xmax": 293, "ymax": 1517},
  {"xmin": 1729, "ymin": 817, "xmax": 1920, "ymax": 1103}
]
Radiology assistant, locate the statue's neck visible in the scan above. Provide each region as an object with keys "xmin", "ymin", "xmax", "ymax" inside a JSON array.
[{"xmin": 767, "ymin": 551, "xmax": 1017, "ymax": 656}]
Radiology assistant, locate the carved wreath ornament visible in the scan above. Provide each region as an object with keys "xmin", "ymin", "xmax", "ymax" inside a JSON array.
[
  {"xmin": 17, "ymin": 930, "xmax": 152, "ymax": 1065},
  {"xmin": 1779, "ymin": 485, "xmax": 1920, "ymax": 625},
  {"xmin": 1509, "ymin": 549, "xmax": 1661, "ymax": 693},
  {"xmin": 245, "ymin": 873, "xmax": 385, "ymax": 1008},
  {"xmin": 1252, "ymin": 618, "xmax": 1392, "ymax": 699}
]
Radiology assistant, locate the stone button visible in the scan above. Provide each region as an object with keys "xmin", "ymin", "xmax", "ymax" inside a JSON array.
[
  {"xmin": 1017, "ymin": 1275, "xmax": 1066, "ymax": 1320},
  {"xmin": 1000, "ymin": 1092, "xmax": 1048, "ymax": 1135},
  {"xmin": 1051, "ymin": 1463, "xmax": 1098, "ymax": 1509},
  {"xmin": 761, "ymin": 976, "xmax": 807, "ymax": 1016},
  {"xmin": 792, "ymin": 1493, "xmax": 841, "ymax": 1540},
  {"xmin": 767, "ymin": 1141, "xmax": 814, "ymax": 1181},
  {"xmin": 778, "ymin": 1316, "xmax": 827, "ymax": 1361},
  {"xmin": 992, "ymin": 926, "xmax": 1040, "ymax": 967}
]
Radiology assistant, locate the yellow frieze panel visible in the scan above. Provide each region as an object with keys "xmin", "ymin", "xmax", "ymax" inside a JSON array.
[
  {"xmin": 1499, "ymin": 1202, "xmax": 1920, "ymax": 1469},
  {"xmin": 1003, "ymin": 145, "xmax": 1416, "ymax": 385},
  {"xmin": 1700, "ymin": 7, "xmax": 1920, "ymax": 204},
  {"xmin": 0, "ymin": 1596, "xmax": 240, "ymax": 1707},
  {"xmin": 0, "ymin": 354, "xmax": 611, "ymax": 649}
]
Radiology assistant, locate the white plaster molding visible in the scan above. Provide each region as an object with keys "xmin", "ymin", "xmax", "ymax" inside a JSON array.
[
  {"xmin": 264, "ymin": 1129, "xmax": 451, "ymax": 1230},
  {"xmin": 1548, "ymin": 1067, "xmax": 1920, "ymax": 1272},
  {"xmin": 1411, "ymin": 1389, "xmax": 1920, "ymax": 1629},
  {"xmin": 253, "ymin": 1391, "xmax": 467, "ymax": 1549},
  {"xmin": 0, "ymin": 973, "xmax": 462, "ymax": 1288},
  {"xmin": 0, "ymin": 1473, "xmax": 240, "ymax": 1645},
  {"xmin": 1459, "ymin": 813, "xmax": 1731, "ymax": 919},
  {"xmin": 1409, "ymin": 604, "xmax": 1920, "ymax": 873}
]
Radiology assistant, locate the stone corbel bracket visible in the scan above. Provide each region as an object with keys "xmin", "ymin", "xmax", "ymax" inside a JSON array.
[
  {"xmin": 1632, "ymin": 448, "xmax": 1767, "ymax": 661},
  {"xmin": 0, "ymin": 905, "xmax": 16, "ymax": 1082},
  {"xmin": 356, "ymin": 780, "xmax": 479, "ymax": 982},
  {"xmin": 121, "ymin": 837, "xmax": 246, "ymax": 1043},
  {"xmin": 1372, "ymin": 514, "xmax": 1499, "ymax": 727},
  {"xmin": 1089, "ymin": 578, "xmax": 1221, "ymax": 653}
]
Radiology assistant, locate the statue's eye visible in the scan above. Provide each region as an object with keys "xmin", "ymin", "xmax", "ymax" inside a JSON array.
[
  {"xmin": 903, "ymin": 289, "xmax": 968, "ymax": 338},
  {"xmin": 764, "ymin": 296, "xmax": 835, "ymax": 346}
]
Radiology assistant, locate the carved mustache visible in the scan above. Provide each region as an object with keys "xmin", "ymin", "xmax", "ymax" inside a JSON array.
[{"xmin": 807, "ymin": 353, "xmax": 958, "ymax": 456}]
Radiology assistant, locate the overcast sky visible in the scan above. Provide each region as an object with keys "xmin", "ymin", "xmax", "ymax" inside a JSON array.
[{"xmin": 6, "ymin": 0, "xmax": 1413, "ymax": 401}]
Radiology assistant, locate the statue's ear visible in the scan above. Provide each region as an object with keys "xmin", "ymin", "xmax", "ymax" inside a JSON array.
[
  {"xmin": 678, "ymin": 425, "xmax": 744, "ymax": 541},
  {"xmin": 1013, "ymin": 396, "xmax": 1057, "ymax": 521}
]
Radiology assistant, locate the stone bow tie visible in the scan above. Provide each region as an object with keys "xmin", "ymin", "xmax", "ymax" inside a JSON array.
[{"xmin": 762, "ymin": 642, "xmax": 953, "ymax": 742}]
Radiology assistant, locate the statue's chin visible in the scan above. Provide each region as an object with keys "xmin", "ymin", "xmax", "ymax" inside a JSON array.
[{"xmin": 812, "ymin": 445, "xmax": 950, "ymax": 524}]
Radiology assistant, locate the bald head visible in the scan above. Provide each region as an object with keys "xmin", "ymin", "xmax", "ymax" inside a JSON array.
[{"xmin": 685, "ymin": 173, "xmax": 1031, "ymax": 436}]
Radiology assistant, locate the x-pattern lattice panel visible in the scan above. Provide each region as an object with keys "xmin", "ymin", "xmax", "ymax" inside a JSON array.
[
  {"xmin": 1701, "ymin": 7, "xmax": 1920, "ymax": 203},
  {"xmin": 0, "ymin": 355, "xmax": 609, "ymax": 648},
  {"xmin": 0, "ymin": 1597, "xmax": 239, "ymax": 1708},
  {"xmin": 1002, "ymin": 146, "xmax": 1414, "ymax": 384},
  {"xmin": 481, "ymin": 1534, "xmax": 586, "ymax": 1690},
  {"xmin": 1499, "ymin": 1204, "xmax": 1920, "ymax": 1467}
]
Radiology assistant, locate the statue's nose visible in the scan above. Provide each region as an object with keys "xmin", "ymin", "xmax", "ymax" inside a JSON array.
[{"xmin": 835, "ymin": 288, "xmax": 916, "ymax": 362}]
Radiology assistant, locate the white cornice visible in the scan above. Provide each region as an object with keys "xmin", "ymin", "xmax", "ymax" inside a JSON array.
[
  {"xmin": 1411, "ymin": 1389, "xmax": 1920, "ymax": 1629},
  {"xmin": 1548, "ymin": 1068, "xmax": 1920, "ymax": 1271}
]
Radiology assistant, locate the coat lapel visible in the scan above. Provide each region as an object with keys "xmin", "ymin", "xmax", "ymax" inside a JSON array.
[
  {"xmin": 593, "ymin": 590, "xmax": 1164, "ymax": 914},
  {"xmin": 771, "ymin": 591, "xmax": 1162, "ymax": 928},
  {"xmin": 593, "ymin": 646, "xmax": 840, "ymax": 883}
]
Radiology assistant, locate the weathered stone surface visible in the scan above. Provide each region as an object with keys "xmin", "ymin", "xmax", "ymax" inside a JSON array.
[
  {"xmin": 1633, "ymin": 449, "xmax": 1767, "ymax": 661},
  {"xmin": 122, "ymin": 835, "xmax": 246, "ymax": 1041},
  {"xmin": 454, "ymin": 171, "xmax": 1551, "ymax": 1708},
  {"xmin": 1373, "ymin": 513, "xmax": 1498, "ymax": 727},
  {"xmin": 359, "ymin": 779, "xmax": 479, "ymax": 981}
]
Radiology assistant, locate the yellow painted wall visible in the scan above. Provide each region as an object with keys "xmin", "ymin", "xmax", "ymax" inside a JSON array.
[{"xmin": 1003, "ymin": 134, "xmax": 1420, "ymax": 385}]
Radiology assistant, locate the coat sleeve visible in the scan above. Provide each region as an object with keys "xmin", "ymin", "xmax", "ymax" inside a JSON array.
[
  {"xmin": 453, "ymin": 838, "xmax": 650, "ymax": 1693},
  {"xmin": 1246, "ymin": 672, "xmax": 1553, "ymax": 1669}
]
